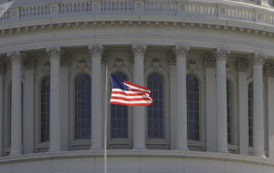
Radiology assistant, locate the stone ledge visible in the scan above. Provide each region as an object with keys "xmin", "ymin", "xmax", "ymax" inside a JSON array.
[{"xmin": 0, "ymin": 150, "xmax": 273, "ymax": 166}]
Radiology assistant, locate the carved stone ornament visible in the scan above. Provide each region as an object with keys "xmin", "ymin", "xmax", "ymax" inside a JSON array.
[
  {"xmin": 253, "ymin": 54, "xmax": 267, "ymax": 66},
  {"xmin": 41, "ymin": 62, "xmax": 50, "ymax": 74},
  {"xmin": 89, "ymin": 44, "xmax": 104, "ymax": 57},
  {"xmin": 77, "ymin": 59, "xmax": 87, "ymax": 69},
  {"xmin": 46, "ymin": 47, "xmax": 63, "ymax": 58},
  {"xmin": 215, "ymin": 48, "xmax": 230, "ymax": 61},
  {"xmin": 61, "ymin": 52, "xmax": 72, "ymax": 66},
  {"xmin": 235, "ymin": 57, "xmax": 249, "ymax": 72},
  {"xmin": 24, "ymin": 56, "xmax": 37, "ymax": 70},
  {"xmin": 204, "ymin": 53, "xmax": 216, "ymax": 68},
  {"xmin": 167, "ymin": 50, "xmax": 176, "ymax": 65},
  {"xmin": 8, "ymin": 51, "xmax": 23, "ymax": 63},
  {"xmin": 152, "ymin": 58, "xmax": 160, "ymax": 68},
  {"xmin": 174, "ymin": 45, "xmax": 190, "ymax": 58},
  {"xmin": 132, "ymin": 44, "xmax": 147, "ymax": 57},
  {"xmin": 188, "ymin": 60, "xmax": 197, "ymax": 70},
  {"xmin": 114, "ymin": 58, "xmax": 123, "ymax": 68}
]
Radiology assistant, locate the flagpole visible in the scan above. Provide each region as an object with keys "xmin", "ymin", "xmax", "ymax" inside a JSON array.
[{"xmin": 104, "ymin": 66, "xmax": 108, "ymax": 173}]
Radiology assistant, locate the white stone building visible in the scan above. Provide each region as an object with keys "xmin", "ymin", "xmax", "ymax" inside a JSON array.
[{"xmin": 1, "ymin": 0, "xmax": 274, "ymax": 172}]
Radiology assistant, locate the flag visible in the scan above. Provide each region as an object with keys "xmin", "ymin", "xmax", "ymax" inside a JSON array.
[{"xmin": 110, "ymin": 74, "xmax": 152, "ymax": 106}]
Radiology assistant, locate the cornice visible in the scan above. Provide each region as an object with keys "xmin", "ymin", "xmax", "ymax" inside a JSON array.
[{"xmin": 2, "ymin": 20, "xmax": 274, "ymax": 40}]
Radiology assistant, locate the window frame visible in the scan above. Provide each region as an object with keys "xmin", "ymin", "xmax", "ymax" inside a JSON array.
[
  {"xmin": 107, "ymin": 70, "xmax": 132, "ymax": 149},
  {"xmin": 145, "ymin": 68, "xmax": 169, "ymax": 150},
  {"xmin": 186, "ymin": 73, "xmax": 200, "ymax": 142},
  {"xmin": 69, "ymin": 69, "xmax": 92, "ymax": 150}
]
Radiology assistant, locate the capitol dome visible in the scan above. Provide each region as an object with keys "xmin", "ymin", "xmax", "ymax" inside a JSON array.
[{"xmin": 1, "ymin": 0, "xmax": 274, "ymax": 172}]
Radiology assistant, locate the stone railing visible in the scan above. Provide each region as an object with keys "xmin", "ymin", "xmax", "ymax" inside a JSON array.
[{"xmin": 1, "ymin": 0, "xmax": 274, "ymax": 27}]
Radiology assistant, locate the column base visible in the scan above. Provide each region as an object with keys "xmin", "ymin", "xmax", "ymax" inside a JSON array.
[
  {"xmin": 176, "ymin": 146, "xmax": 189, "ymax": 151},
  {"xmin": 133, "ymin": 144, "xmax": 146, "ymax": 150},
  {"xmin": 217, "ymin": 148, "xmax": 228, "ymax": 153},
  {"xmin": 49, "ymin": 146, "xmax": 61, "ymax": 153},
  {"xmin": 10, "ymin": 149, "xmax": 22, "ymax": 156},
  {"xmin": 90, "ymin": 145, "xmax": 103, "ymax": 151}
]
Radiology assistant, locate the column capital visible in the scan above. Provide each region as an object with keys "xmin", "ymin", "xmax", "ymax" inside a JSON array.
[
  {"xmin": 253, "ymin": 54, "xmax": 267, "ymax": 66},
  {"xmin": 132, "ymin": 44, "xmax": 147, "ymax": 57},
  {"xmin": 88, "ymin": 44, "xmax": 104, "ymax": 57},
  {"xmin": 264, "ymin": 60, "xmax": 274, "ymax": 77},
  {"xmin": 174, "ymin": 45, "xmax": 190, "ymax": 58},
  {"xmin": 46, "ymin": 47, "xmax": 63, "ymax": 58},
  {"xmin": 215, "ymin": 48, "xmax": 230, "ymax": 61},
  {"xmin": 7, "ymin": 51, "xmax": 23, "ymax": 63},
  {"xmin": 24, "ymin": 56, "xmax": 37, "ymax": 70},
  {"xmin": 235, "ymin": 57, "xmax": 249, "ymax": 72},
  {"xmin": 204, "ymin": 53, "xmax": 216, "ymax": 68}
]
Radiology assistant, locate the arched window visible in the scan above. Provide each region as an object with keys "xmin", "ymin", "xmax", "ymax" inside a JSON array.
[
  {"xmin": 75, "ymin": 73, "xmax": 91, "ymax": 140},
  {"xmin": 111, "ymin": 72, "xmax": 128, "ymax": 138},
  {"xmin": 40, "ymin": 76, "xmax": 50, "ymax": 143},
  {"xmin": 227, "ymin": 79, "xmax": 233, "ymax": 144},
  {"xmin": 187, "ymin": 74, "xmax": 200, "ymax": 141},
  {"xmin": 248, "ymin": 82, "xmax": 253, "ymax": 147},
  {"xmin": 147, "ymin": 72, "xmax": 164, "ymax": 139}
]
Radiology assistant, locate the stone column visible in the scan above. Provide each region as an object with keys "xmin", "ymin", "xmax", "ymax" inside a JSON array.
[
  {"xmin": 253, "ymin": 54, "xmax": 266, "ymax": 157},
  {"xmin": 236, "ymin": 57, "xmax": 249, "ymax": 155},
  {"xmin": 60, "ymin": 53, "xmax": 71, "ymax": 151},
  {"xmin": 204, "ymin": 54, "xmax": 217, "ymax": 152},
  {"xmin": 132, "ymin": 44, "xmax": 146, "ymax": 150},
  {"xmin": 23, "ymin": 57, "xmax": 36, "ymax": 154},
  {"xmin": 265, "ymin": 62, "xmax": 274, "ymax": 159},
  {"xmin": 47, "ymin": 47, "xmax": 62, "ymax": 153},
  {"xmin": 175, "ymin": 45, "xmax": 189, "ymax": 151},
  {"xmin": 216, "ymin": 48, "xmax": 230, "ymax": 153},
  {"xmin": 89, "ymin": 44, "xmax": 104, "ymax": 150},
  {"xmin": 0, "ymin": 61, "xmax": 4, "ymax": 156},
  {"xmin": 168, "ymin": 55, "xmax": 176, "ymax": 149},
  {"xmin": 8, "ymin": 51, "xmax": 23, "ymax": 156}
]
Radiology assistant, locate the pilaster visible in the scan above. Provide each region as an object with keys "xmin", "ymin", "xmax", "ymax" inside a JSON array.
[
  {"xmin": 8, "ymin": 50, "xmax": 23, "ymax": 156},
  {"xmin": 252, "ymin": 53, "xmax": 266, "ymax": 157},
  {"xmin": 0, "ymin": 60, "xmax": 5, "ymax": 156},
  {"xmin": 215, "ymin": 48, "xmax": 230, "ymax": 153},
  {"xmin": 132, "ymin": 43, "xmax": 147, "ymax": 150},
  {"xmin": 47, "ymin": 47, "xmax": 62, "ymax": 153},
  {"xmin": 23, "ymin": 56, "xmax": 36, "ymax": 154},
  {"xmin": 204, "ymin": 53, "xmax": 217, "ymax": 152},
  {"xmin": 89, "ymin": 44, "xmax": 104, "ymax": 150},
  {"xmin": 174, "ymin": 45, "xmax": 189, "ymax": 151},
  {"xmin": 265, "ymin": 61, "xmax": 274, "ymax": 159},
  {"xmin": 236, "ymin": 57, "xmax": 249, "ymax": 155}
]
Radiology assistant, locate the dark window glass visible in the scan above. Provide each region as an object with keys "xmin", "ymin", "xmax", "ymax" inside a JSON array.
[
  {"xmin": 227, "ymin": 80, "xmax": 233, "ymax": 144},
  {"xmin": 147, "ymin": 72, "xmax": 164, "ymax": 138},
  {"xmin": 248, "ymin": 82, "xmax": 253, "ymax": 147},
  {"xmin": 187, "ymin": 74, "xmax": 200, "ymax": 141},
  {"xmin": 75, "ymin": 73, "xmax": 91, "ymax": 140},
  {"xmin": 41, "ymin": 76, "xmax": 50, "ymax": 142},
  {"xmin": 111, "ymin": 72, "xmax": 128, "ymax": 138}
]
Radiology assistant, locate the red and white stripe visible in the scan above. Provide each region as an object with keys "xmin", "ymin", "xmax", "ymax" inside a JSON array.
[{"xmin": 110, "ymin": 82, "xmax": 152, "ymax": 106}]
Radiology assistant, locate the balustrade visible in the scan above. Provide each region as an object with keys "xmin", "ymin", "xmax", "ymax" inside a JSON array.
[{"xmin": 0, "ymin": 0, "xmax": 274, "ymax": 28}]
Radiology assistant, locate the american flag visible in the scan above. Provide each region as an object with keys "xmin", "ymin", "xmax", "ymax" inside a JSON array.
[{"xmin": 110, "ymin": 74, "xmax": 152, "ymax": 106}]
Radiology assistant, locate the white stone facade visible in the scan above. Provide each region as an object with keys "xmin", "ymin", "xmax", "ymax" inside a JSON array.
[{"xmin": 1, "ymin": 0, "xmax": 274, "ymax": 173}]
